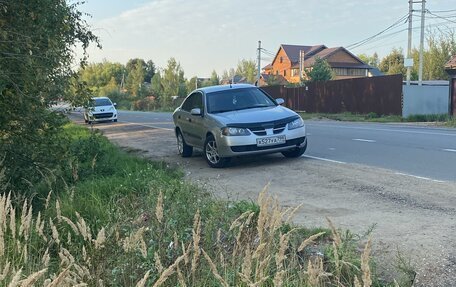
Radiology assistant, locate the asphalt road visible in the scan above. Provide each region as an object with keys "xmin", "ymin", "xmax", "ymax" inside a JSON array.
[{"xmin": 77, "ymin": 110, "xmax": 456, "ymax": 182}]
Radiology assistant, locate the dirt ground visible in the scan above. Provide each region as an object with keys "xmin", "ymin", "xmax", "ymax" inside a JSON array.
[{"xmin": 84, "ymin": 119, "xmax": 456, "ymax": 286}]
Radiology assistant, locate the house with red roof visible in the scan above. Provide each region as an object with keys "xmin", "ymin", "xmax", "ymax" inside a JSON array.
[{"xmin": 262, "ymin": 44, "xmax": 373, "ymax": 83}]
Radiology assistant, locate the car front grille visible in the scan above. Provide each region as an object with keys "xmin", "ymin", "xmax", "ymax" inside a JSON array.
[
  {"xmin": 249, "ymin": 122, "xmax": 287, "ymax": 136},
  {"xmin": 230, "ymin": 136, "xmax": 306, "ymax": 153},
  {"xmin": 227, "ymin": 117, "xmax": 295, "ymax": 136},
  {"xmin": 93, "ymin": 113, "xmax": 113, "ymax": 119}
]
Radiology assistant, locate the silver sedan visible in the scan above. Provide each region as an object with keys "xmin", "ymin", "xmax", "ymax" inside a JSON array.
[{"xmin": 172, "ymin": 84, "xmax": 307, "ymax": 167}]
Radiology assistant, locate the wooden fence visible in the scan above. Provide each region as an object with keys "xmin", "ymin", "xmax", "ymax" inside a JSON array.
[{"xmin": 261, "ymin": 75, "xmax": 403, "ymax": 115}]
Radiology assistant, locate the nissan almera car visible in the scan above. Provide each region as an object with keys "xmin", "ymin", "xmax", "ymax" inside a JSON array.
[{"xmin": 172, "ymin": 84, "xmax": 307, "ymax": 167}]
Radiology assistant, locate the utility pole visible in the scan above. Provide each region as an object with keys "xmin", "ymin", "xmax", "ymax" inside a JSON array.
[
  {"xmin": 257, "ymin": 40, "xmax": 261, "ymax": 85},
  {"xmin": 418, "ymin": 0, "xmax": 425, "ymax": 86},
  {"xmin": 406, "ymin": 0, "xmax": 413, "ymax": 85},
  {"xmin": 299, "ymin": 50, "xmax": 305, "ymax": 82}
]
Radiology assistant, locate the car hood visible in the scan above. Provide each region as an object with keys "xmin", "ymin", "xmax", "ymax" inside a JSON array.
[{"xmin": 210, "ymin": 106, "xmax": 298, "ymax": 125}]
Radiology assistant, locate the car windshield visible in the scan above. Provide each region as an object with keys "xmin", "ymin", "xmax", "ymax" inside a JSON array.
[
  {"xmin": 206, "ymin": 88, "xmax": 276, "ymax": 114},
  {"xmin": 91, "ymin": 98, "xmax": 112, "ymax": 107}
]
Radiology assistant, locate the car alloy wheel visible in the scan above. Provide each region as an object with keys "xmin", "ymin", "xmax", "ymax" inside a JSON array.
[
  {"xmin": 177, "ymin": 130, "xmax": 192, "ymax": 157},
  {"xmin": 204, "ymin": 135, "xmax": 229, "ymax": 168}
]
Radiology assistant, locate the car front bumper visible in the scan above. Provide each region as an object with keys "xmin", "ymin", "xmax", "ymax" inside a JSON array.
[
  {"xmin": 215, "ymin": 126, "xmax": 307, "ymax": 157},
  {"xmin": 87, "ymin": 112, "xmax": 117, "ymax": 122}
]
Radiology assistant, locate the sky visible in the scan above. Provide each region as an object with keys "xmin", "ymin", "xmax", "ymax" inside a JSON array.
[{"xmin": 78, "ymin": 0, "xmax": 456, "ymax": 78}]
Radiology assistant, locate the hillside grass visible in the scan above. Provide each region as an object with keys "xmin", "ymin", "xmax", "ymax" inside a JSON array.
[{"xmin": 0, "ymin": 124, "xmax": 412, "ymax": 286}]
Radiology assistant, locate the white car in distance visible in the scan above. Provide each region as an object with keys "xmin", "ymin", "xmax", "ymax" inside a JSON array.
[{"xmin": 84, "ymin": 97, "xmax": 118, "ymax": 124}]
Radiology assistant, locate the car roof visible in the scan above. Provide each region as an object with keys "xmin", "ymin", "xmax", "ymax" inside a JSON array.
[
  {"xmin": 197, "ymin": 84, "xmax": 256, "ymax": 94},
  {"xmin": 91, "ymin": 97, "xmax": 110, "ymax": 100}
]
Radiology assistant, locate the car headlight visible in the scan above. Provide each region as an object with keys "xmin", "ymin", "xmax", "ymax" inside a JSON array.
[
  {"xmin": 288, "ymin": 118, "xmax": 304, "ymax": 130},
  {"xmin": 221, "ymin": 127, "xmax": 251, "ymax": 136}
]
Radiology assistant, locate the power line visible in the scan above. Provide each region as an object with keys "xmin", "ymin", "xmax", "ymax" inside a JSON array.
[
  {"xmin": 350, "ymin": 16, "xmax": 456, "ymax": 52},
  {"xmin": 346, "ymin": 14, "xmax": 409, "ymax": 50},
  {"xmin": 428, "ymin": 9, "xmax": 456, "ymax": 13},
  {"xmin": 426, "ymin": 10, "xmax": 456, "ymax": 25}
]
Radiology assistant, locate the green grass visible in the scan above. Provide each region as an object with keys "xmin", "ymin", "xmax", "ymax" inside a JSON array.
[
  {"xmin": 299, "ymin": 112, "xmax": 403, "ymax": 123},
  {"xmin": 299, "ymin": 112, "xmax": 456, "ymax": 126},
  {"xmin": 0, "ymin": 123, "xmax": 413, "ymax": 286}
]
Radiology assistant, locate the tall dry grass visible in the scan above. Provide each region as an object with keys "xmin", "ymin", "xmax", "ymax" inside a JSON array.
[{"xmin": 0, "ymin": 184, "xmax": 376, "ymax": 286}]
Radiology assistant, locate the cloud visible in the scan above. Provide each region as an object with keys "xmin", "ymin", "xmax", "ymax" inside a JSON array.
[{"xmin": 83, "ymin": 0, "xmax": 452, "ymax": 76}]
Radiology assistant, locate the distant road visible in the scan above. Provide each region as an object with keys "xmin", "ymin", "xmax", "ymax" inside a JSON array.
[{"xmin": 72, "ymin": 110, "xmax": 456, "ymax": 182}]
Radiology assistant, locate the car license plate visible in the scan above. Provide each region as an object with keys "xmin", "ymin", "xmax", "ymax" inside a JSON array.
[{"xmin": 256, "ymin": 135, "xmax": 286, "ymax": 147}]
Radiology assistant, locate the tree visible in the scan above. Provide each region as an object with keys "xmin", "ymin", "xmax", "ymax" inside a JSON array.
[
  {"xmin": 79, "ymin": 61, "xmax": 124, "ymax": 95},
  {"xmin": 151, "ymin": 72, "xmax": 163, "ymax": 98},
  {"xmin": 305, "ymin": 57, "xmax": 334, "ymax": 82},
  {"xmin": 0, "ymin": 0, "xmax": 98, "ymax": 192},
  {"xmin": 145, "ymin": 60, "xmax": 156, "ymax": 83},
  {"xmin": 236, "ymin": 59, "xmax": 257, "ymax": 83},
  {"xmin": 221, "ymin": 68, "xmax": 236, "ymax": 83},
  {"xmin": 265, "ymin": 74, "xmax": 284, "ymax": 86},
  {"xmin": 358, "ymin": 52, "xmax": 379, "ymax": 67},
  {"xmin": 126, "ymin": 62, "xmax": 146, "ymax": 96},
  {"xmin": 161, "ymin": 58, "xmax": 186, "ymax": 107},
  {"xmin": 411, "ymin": 30, "xmax": 456, "ymax": 80},
  {"xmin": 210, "ymin": 70, "xmax": 220, "ymax": 86},
  {"xmin": 379, "ymin": 48, "xmax": 406, "ymax": 78},
  {"xmin": 186, "ymin": 76, "xmax": 198, "ymax": 92}
]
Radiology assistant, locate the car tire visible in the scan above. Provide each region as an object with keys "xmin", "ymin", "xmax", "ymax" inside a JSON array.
[
  {"xmin": 204, "ymin": 134, "xmax": 230, "ymax": 168},
  {"xmin": 281, "ymin": 140, "xmax": 307, "ymax": 158},
  {"xmin": 176, "ymin": 130, "xmax": 193, "ymax": 157}
]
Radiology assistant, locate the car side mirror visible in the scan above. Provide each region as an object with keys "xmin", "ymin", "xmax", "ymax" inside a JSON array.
[
  {"xmin": 276, "ymin": 98, "xmax": 284, "ymax": 105},
  {"xmin": 113, "ymin": 103, "xmax": 117, "ymax": 107},
  {"xmin": 190, "ymin": 108, "xmax": 202, "ymax": 116}
]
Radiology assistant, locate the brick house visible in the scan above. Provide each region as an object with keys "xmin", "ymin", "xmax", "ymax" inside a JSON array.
[{"xmin": 263, "ymin": 44, "xmax": 372, "ymax": 83}]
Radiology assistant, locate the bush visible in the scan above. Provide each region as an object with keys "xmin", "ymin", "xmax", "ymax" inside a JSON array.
[
  {"xmin": 406, "ymin": 114, "xmax": 449, "ymax": 122},
  {"xmin": 133, "ymin": 97, "xmax": 158, "ymax": 111}
]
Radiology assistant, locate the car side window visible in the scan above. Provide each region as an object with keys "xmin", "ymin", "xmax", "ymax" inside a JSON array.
[{"xmin": 182, "ymin": 92, "xmax": 203, "ymax": 112}]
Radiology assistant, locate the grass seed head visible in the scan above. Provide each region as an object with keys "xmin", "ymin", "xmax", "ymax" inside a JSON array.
[
  {"xmin": 152, "ymin": 253, "xmax": 186, "ymax": 287},
  {"xmin": 154, "ymin": 252, "xmax": 164, "ymax": 273},
  {"xmin": 298, "ymin": 231, "xmax": 326, "ymax": 252},
  {"xmin": 45, "ymin": 191, "xmax": 52, "ymax": 210},
  {"xmin": 49, "ymin": 218, "xmax": 60, "ymax": 245},
  {"xmin": 155, "ymin": 191, "xmax": 164, "ymax": 224},
  {"xmin": 55, "ymin": 200, "xmax": 62, "ymax": 223},
  {"xmin": 8, "ymin": 267, "xmax": 22, "ymax": 287},
  {"xmin": 361, "ymin": 237, "xmax": 372, "ymax": 287},
  {"xmin": 18, "ymin": 268, "xmax": 47, "ymax": 287},
  {"xmin": 191, "ymin": 210, "xmax": 201, "ymax": 275},
  {"xmin": 0, "ymin": 261, "xmax": 10, "ymax": 281},
  {"xmin": 326, "ymin": 217, "xmax": 341, "ymax": 246},
  {"xmin": 135, "ymin": 270, "xmax": 151, "ymax": 287},
  {"xmin": 94, "ymin": 227, "xmax": 106, "ymax": 249},
  {"xmin": 42, "ymin": 248, "xmax": 50, "ymax": 267},
  {"xmin": 10, "ymin": 207, "xmax": 16, "ymax": 240},
  {"xmin": 202, "ymin": 249, "xmax": 229, "ymax": 287}
]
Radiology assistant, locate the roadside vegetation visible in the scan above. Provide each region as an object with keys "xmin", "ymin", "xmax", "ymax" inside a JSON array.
[
  {"xmin": 299, "ymin": 112, "xmax": 455, "ymax": 126},
  {"xmin": 0, "ymin": 123, "xmax": 414, "ymax": 286}
]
